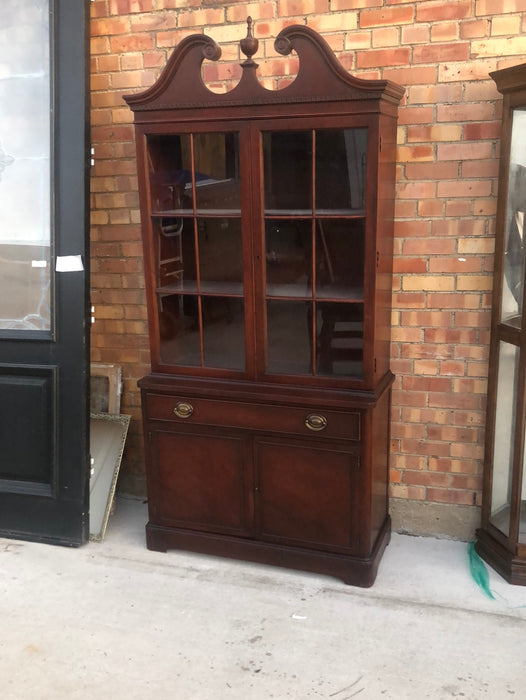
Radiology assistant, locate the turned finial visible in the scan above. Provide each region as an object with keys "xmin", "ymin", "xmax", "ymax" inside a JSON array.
[{"xmin": 240, "ymin": 17, "xmax": 259, "ymax": 66}]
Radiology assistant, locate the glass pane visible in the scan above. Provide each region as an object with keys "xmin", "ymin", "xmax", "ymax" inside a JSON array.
[
  {"xmin": 202, "ymin": 297, "xmax": 245, "ymax": 370},
  {"xmin": 267, "ymin": 300, "xmax": 312, "ymax": 375},
  {"xmin": 316, "ymin": 219, "xmax": 365, "ymax": 300},
  {"xmin": 316, "ymin": 129, "xmax": 367, "ymax": 212},
  {"xmin": 316, "ymin": 302, "xmax": 363, "ymax": 377},
  {"xmin": 263, "ymin": 131, "xmax": 312, "ymax": 213},
  {"xmin": 194, "ymin": 133, "xmax": 240, "ymax": 213},
  {"xmin": 0, "ymin": 0, "xmax": 51, "ymax": 332},
  {"xmin": 501, "ymin": 109, "xmax": 526, "ymax": 327},
  {"xmin": 265, "ymin": 219, "xmax": 311, "ymax": 297},
  {"xmin": 490, "ymin": 342, "xmax": 519, "ymax": 537},
  {"xmin": 159, "ymin": 294, "xmax": 201, "ymax": 366},
  {"xmin": 156, "ymin": 216, "xmax": 196, "ymax": 292},
  {"xmin": 198, "ymin": 218, "xmax": 243, "ymax": 294},
  {"xmin": 148, "ymin": 134, "xmax": 192, "ymax": 214}
]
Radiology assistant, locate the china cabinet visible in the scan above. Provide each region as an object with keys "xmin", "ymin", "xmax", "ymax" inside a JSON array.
[
  {"xmin": 125, "ymin": 20, "xmax": 403, "ymax": 586},
  {"xmin": 476, "ymin": 63, "xmax": 526, "ymax": 585}
]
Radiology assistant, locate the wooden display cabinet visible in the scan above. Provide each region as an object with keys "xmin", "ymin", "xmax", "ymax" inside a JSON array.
[
  {"xmin": 125, "ymin": 20, "xmax": 403, "ymax": 586},
  {"xmin": 476, "ymin": 63, "xmax": 526, "ymax": 585}
]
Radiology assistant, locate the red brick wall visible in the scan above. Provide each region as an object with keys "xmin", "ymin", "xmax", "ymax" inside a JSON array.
[{"xmin": 89, "ymin": 0, "xmax": 526, "ymax": 503}]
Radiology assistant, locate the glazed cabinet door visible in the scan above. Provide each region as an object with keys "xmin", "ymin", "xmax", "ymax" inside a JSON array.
[
  {"xmin": 140, "ymin": 128, "xmax": 254, "ymax": 376},
  {"xmin": 256, "ymin": 124, "xmax": 372, "ymax": 384},
  {"xmin": 254, "ymin": 437, "xmax": 361, "ymax": 554},
  {"xmin": 148, "ymin": 428, "xmax": 253, "ymax": 537}
]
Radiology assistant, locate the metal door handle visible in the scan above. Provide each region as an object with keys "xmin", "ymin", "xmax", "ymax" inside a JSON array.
[
  {"xmin": 173, "ymin": 401, "xmax": 194, "ymax": 419},
  {"xmin": 305, "ymin": 413, "xmax": 327, "ymax": 431}
]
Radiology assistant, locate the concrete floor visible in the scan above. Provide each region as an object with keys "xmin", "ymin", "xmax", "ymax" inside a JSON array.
[{"xmin": 1, "ymin": 495, "xmax": 526, "ymax": 699}]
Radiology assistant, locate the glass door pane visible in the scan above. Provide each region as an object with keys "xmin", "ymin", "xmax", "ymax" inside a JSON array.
[
  {"xmin": 501, "ymin": 108, "xmax": 526, "ymax": 327},
  {"xmin": 262, "ymin": 128, "xmax": 366, "ymax": 379},
  {"xmin": 490, "ymin": 341, "xmax": 519, "ymax": 537},
  {"xmin": 0, "ymin": 0, "xmax": 51, "ymax": 332},
  {"xmin": 149, "ymin": 132, "xmax": 245, "ymax": 371}
]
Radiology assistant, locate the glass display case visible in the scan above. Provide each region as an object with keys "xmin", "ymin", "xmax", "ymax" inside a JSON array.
[
  {"xmin": 125, "ymin": 21, "xmax": 403, "ymax": 586},
  {"xmin": 476, "ymin": 63, "xmax": 526, "ymax": 584}
]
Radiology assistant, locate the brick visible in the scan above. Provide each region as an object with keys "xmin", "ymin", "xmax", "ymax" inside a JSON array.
[
  {"xmin": 409, "ymin": 84, "xmax": 463, "ymax": 105},
  {"xmin": 310, "ymin": 12, "xmax": 359, "ymax": 32},
  {"xmin": 472, "ymin": 36, "xmax": 526, "ymax": 58},
  {"xmin": 393, "ymin": 258, "xmax": 428, "ymax": 273},
  {"xmin": 406, "ymin": 162, "xmax": 459, "ymax": 182},
  {"xmin": 397, "ymin": 145, "xmax": 434, "ymax": 163},
  {"xmin": 277, "ymin": 0, "xmax": 330, "ymax": 16},
  {"xmin": 110, "ymin": 34, "xmax": 156, "ymax": 53},
  {"xmin": 332, "ymin": 0, "xmax": 382, "ymax": 8},
  {"xmin": 356, "ymin": 47, "xmax": 410, "ymax": 68},
  {"xmin": 372, "ymin": 27, "xmax": 400, "ymax": 47},
  {"xmin": 429, "ymin": 257, "xmax": 482, "ymax": 273},
  {"xmin": 437, "ymin": 180, "xmax": 492, "ymax": 198},
  {"xmin": 457, "ymin": 238, "xmax": 495, "ymax": 255},
  {"xmin": 91, "ymin": 17, "xmax": 131, "ymax": 37},
  {"xmin": 110, "ymin": 0, "xmax": 155, "ymax": 13},
  {"xmin": 400, "ymin": 311, "xmax": 453, "ymax": 327},
  {"xmin": 360, "ymin": 6, "xmax": 414, "ymax": 28},
  {"xmin": 178, "ymin": 8, "xmax": 225, "ymax": 28},
  {"xmin": 460, "ymin": 19, "xmax": 490, "ymax": 38},
  {"xmin": 418, "ymin": 200, "xmax": 444, "ymax": 218},
  {"xmin": 476, "ymin": 0, "xmax": 526, "ymax": 16},
  {"xmin": 437, "ymin": 141, "xmax": 493, "ymax": 161},
  {"xmin": 427, "ymin": 293, "xmax": 481, "ymax": 309},
  {"xmin": 407, "ymin": 125, "xmax": 462, "ymax": 143},
  {"xmin": 383, "ymin": 65, "xmax": 437, "ymax": 85},
  {"xmin": 402, "ymin": 275, "xmax": 455, "ymax": 292},
  {"xmin": 401, "ymin": 25, "xmax": 429, "ymax": 45},
  {"xmin": 413, "ymin": 42, "xmax": 470, "ymax": 64},
  {"xmin": 491, "ymin": 15, "xmax": 522, "ymax": 34},
  {"xmin": 402, "ymin": 238, "xmax": 456, "ymax": 255},
  {"xmin": 417, "ymin": 1, "xmax": 472, "ymax": 22},
  {"xmin": 398, "ymin": 106, "xmax": 434, "ymax": 125},
  {"xmin": 438, "ymin": 59, "xmax": 498, "ymax": 83},
  {"xmin": 226, "ymin": 3, "xmax": 276, "ymax": 22},
  {"xmin": 430, "ymin": 21, "xmax": 459, "ymax": 42},
  {"xmin": 456, "ymin": 275, "xmax": 493, "ymax": 291}
]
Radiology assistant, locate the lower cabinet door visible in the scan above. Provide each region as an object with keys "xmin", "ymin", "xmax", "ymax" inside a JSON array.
[
  {"xmin": 149, "ymin": 428, "xmax": 252, "ymax": 536},
  {"xmin": 254, "ymin": 437, "xmax": 360, "ymax": 554}
]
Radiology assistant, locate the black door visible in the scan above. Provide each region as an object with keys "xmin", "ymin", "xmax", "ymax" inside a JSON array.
[{"xmin": 0, "ymin": 0, "xmax": 90, "ymax": 545}]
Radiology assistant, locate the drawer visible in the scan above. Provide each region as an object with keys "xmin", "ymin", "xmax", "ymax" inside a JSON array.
[{"xmin": 144, "ymin": 393, "xmax": 361, "ymax": 441}]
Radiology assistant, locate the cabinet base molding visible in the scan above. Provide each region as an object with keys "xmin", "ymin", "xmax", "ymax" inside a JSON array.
[
  {"xmin": 146, "ymin": 516, "xmax": 391, "ymax": 588},
  {"xmin": 475, "ymin": 528, "xmax": 526, "ymax": 587}
]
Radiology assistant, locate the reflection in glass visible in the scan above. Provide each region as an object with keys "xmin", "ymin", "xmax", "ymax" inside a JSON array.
[
  {"xmin": 490, "ymin": 342, "xmax": 519, "ymax": 537},
  {"xmin": 267, "ymin": 300, "xmax": 312, "ymax": 375},
  {"xmin": 198, "ymin": 218, "xmax": 243, "ymax": 292},
  {"xmin": 316, "ymin": 219, "xmax": 364, "ymax": 300},
  {"xmin": 263, "ymin": 131, "xmax": 313, "ymax": 212},
  {"xmin": 148, "ymin": 133, "xmax": 193, "ymax": 214},
  {"xmin": 265, "ymin": 219, "xmax": 311, "ymax": 297},
  {"xmin": 202, "ymin": 297, "xmax": 245, "ymax": 370},
  {"xmin": 194, "ymin": 133, "xmax": 240, "ymax": 212},
  {"xmin": 159, "ymin": 294, "xmax": 201, "ymax": 366},
  {"xmin": 316, "ymin": 302, "xmax": 363, "ymax": 377},
  {"xmin": 157, "ymin": 216, "xmax": 196, "ymax": 291},
  {"xmin": 0, "ymin": 0, "xmax": 51, "ymax": 331},
  {"xmin": 502, "ymin": 109, "xmax": 526, "ymax": 326},
  {"xmin": 316, "ymin": 129, "xmax": 367, "ymax": 212}
]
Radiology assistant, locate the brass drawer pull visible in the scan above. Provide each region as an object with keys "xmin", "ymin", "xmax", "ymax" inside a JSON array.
[
  {"xmin": 173, "ymin": 401, "xmax": 194, "ymax": 419},
  {"xmin": 305, "ymin": 413, "xmax": 327, "ymax": 431}
]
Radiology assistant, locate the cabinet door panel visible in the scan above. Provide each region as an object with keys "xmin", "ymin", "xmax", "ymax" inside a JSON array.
[
  {"xmin": 255, "ymin": 438, "xmax": 359, "ymax": 552},
  {"xmin": 150, "ymin": 429, "xmax": 251, "ymax": 535}
]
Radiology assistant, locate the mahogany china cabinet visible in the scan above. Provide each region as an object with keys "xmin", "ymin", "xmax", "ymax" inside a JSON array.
[
  {"xmin": 476, "ymin": 63, "xmax": 526, "ymax": 585},
  {"xmin": 125, "ymin": 20, "xmax": 403, "ymax": 586}
]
